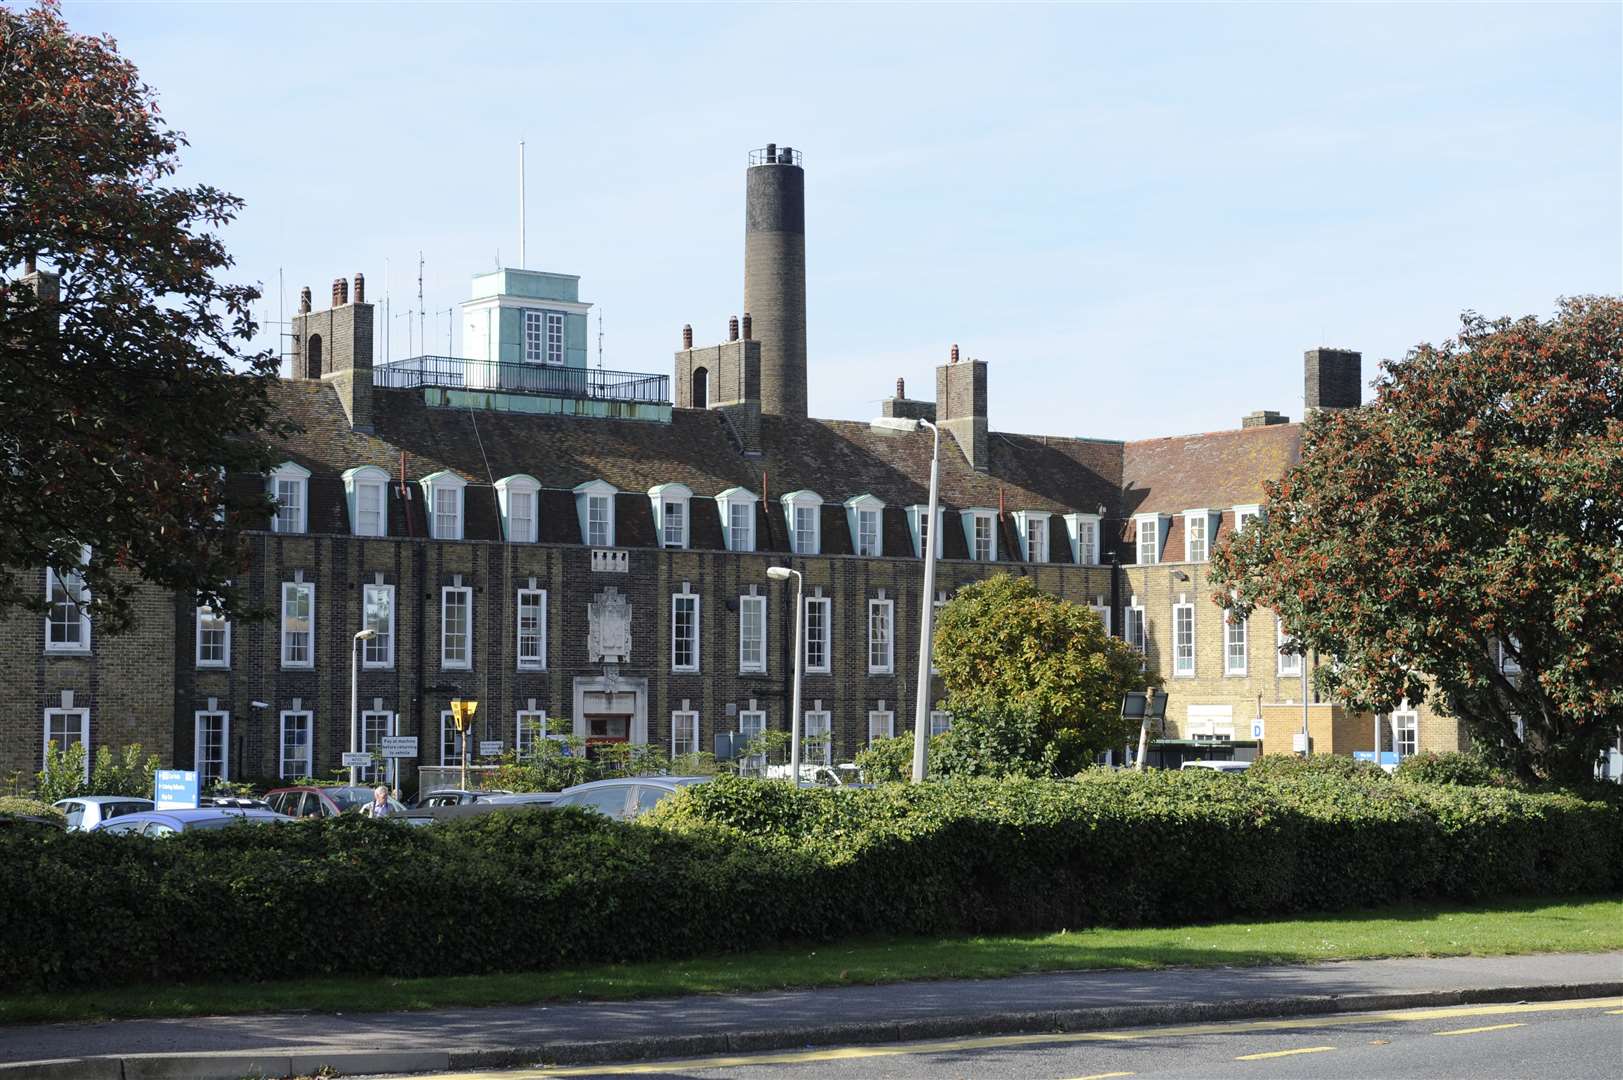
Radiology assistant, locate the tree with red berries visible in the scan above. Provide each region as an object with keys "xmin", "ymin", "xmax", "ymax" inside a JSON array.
[
  {"xmin": 0, "ymin": 2, "xmax": 291, "ymax": 633},
  {"xmin": 1212, "ymin": 297, "xmax": 1623, "ymax": 785}
]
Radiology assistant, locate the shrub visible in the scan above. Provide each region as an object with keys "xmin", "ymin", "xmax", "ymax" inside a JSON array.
[
  {"xmin": 0, "ymin": 796, "xmax": 64, "ymax": 824},
  {"xmin": 34, "ymin": 742, "xmax": 88, "ymax": 803},
  {"xmin": 854, "ymin": 734, "xmax": 918, "ymax": 783},
  {"xmin": 2, "ymin": 771, "xmax": 1616, "ymax": 992},
  {"xmin": 1247, "ymin": 753, "xmax": 1388, "ymax": 782},
  {"xmin": 89, "ymin": 744, "xmax": 161, "ymax": 798},
  {"xmin": 1396, "ymin": 750, "xmax": 1518, "ymax": 788}
]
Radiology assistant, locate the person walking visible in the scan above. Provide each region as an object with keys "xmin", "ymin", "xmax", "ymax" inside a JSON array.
[{"xmin": 361, "ymin": 784, "xmax": 395, "ymax": 818}]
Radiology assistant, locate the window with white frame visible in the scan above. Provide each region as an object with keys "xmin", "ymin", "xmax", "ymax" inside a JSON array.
[
  {"xmin": 516, "ymin": 710, "xmax": 549, "ymax": 758},
  {"xmin": 269, "ymin": 462, "xmax": 309, "ymax": 534},
  {"xmin": 804, "ymin": 710, "xmax": 832, "ymax": 765},
  {"xmin": 1016, "ymin": 511, "xmax": 1050, "ymax": 563},
  {"xmin": 279, "ymin": 710, "xmax": 311, "ymax": 779},
  {"xmin": 671, "ymin": 710, "xmax": 700, "ymax": 758},
  {"xmin": 963, "ymin": 510, "xmax": 996, "ymax": 561},
  {"xmin": 195, "ymin": 606, "xmax": 230, "ymax": 668},
  {"xmin": 805, "ymin": 596, "xmax": 831, "ymax": 673},
  {"xmin": 1126, "ymin": 601, "xmax": 1147, "ymax": 655},
  {"xmin": 420, "ymin": 472, "xmax": 466, "ymax": 541},
  {"xmin": 1277, "ymin": 619, "xmax": 1302, "ymax": 677},
  {"xmin": 1233, "ymin": 504, "xmax": 1262, "ymax": 533},
  {"xmin": 1136, "ymin": 516, "xmax": 1161, "ymax": 565},
  {"xmin": 439, "ymin": 710, "xmax": 464, "ymax": 766},
  {"xmin": 344, "ymin": 466, "xmax": 389, "ymax": 538},
  {"xmin": 523, "ymin": 310, "xmax": 545, "ymax": 363},
  {"xmin": 1173, "ymin": 601, "xmax": 1195, "ymax": 677},
  {"xmin": 280, "ymin": 581, "xmax": 315, "ymax": 668},
  {"xmin": 909, "ymin": 505, "xmax": 942, "ymax": 559},
  {"xmin": 441, "ymin": 586, "xmax": 472, "ymax": 669},
  {"xmin": 546, "ymin": 311, "xmax": 564, "ymax": 365},
  {"xmin": 717, "ymin": 488, "xmax": 757, "ymax": 552},
  {"xmin": 671, "ymin": 591, "xmax": 700, "ymax": 672},
  {"xmin": 43, "ymin": 707, "xmax": 89, "ymax": 777},
  {"xmin": 588, "ymin": 494, "xmax": 612, "ymax": 546},
  {"xmin": 1067, "ymin": 513, "xmax": 1100, "ymax": 565},
  {"xmin": 739, "ymin": 708, "xmax": 766, "ymax": 771},
  {"xmin": 739, "ymin": 594, "xmax": 766, "ymax": 673},
  {"xmin": 45, "ymin": 551, "xmax": 91, "ymax": 653},
  {"xmin": 1089, "ymin": 603, "xmax": 1112, "ymax": 635},
  {"xmin": 930, "ymin": 710, "xmax": 953, "ymax": 736},
  {"xmin": 1392, "ymin": 705, "xmax": 1419, "ymax": 758},
  {"xmin": 517, "ymin": 588, "xmax": 547, "ymax": 670},
  {"xmin": 867, "ymin": 709, "xmax": 895, "ymax": 744},
  {"xmin": 363, "ymin": 584, "xmax": 395, "ymax": 668},
  {"xmin": 1184, "ymin": 510, "xmax": 1209, "ymax": 563},
  {"xmin": 1224, "ymin": 610, "xmax": 1248, "ymax": 675},
  {"xmin": 195, "ymin": 710, "xmax": 229, "ymax": 785},
  {"xmin": 782, "ymin": 491, "xmax": 822, "ymax": 555},
  {"xmin": 496, "ymin": 474, "xmax": 540, "ymax": 544},
  {"xmin": 358, "ymin": 710, "xmax": 393, "ymax": 782},
  {"xmin": 649, "ymin": 483, "xmax": 692, "ymax": 550},
  {"xmin": 867, "ymin": 598, "xmax": 894, "ymax": 674}
]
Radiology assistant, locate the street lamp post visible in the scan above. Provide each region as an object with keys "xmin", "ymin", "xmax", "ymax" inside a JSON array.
[
  {"xmin": 350, "ymin": 628, "xmax": 378, "ymax": 786},
  {"xmin": 766, "ymin": 565, "xmax": 804, "ymax": 786},
  {"xmin": 870, "ymin": 415, "xmax": 941, "ymax": 784}
]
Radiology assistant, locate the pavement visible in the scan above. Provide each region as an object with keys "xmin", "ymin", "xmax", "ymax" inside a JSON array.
[{"xmin": 2, "ymin": 952, "xmax": 1620, "ymax": 1080}]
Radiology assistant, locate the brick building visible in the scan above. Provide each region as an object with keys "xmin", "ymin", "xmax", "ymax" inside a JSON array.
[{"xmin": 3, "ymin": 145, "xmax": 1463, "ymax": 790}]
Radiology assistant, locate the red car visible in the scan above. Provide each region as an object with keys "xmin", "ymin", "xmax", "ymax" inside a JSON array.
[{"xmin": 263, "ymin": 785, "xmax": 404, "ymax": 819}]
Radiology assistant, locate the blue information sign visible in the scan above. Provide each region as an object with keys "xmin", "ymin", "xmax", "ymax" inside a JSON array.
[{"xmin": 154, "ymin": 769, "xmax": 199, "ymax": 810}]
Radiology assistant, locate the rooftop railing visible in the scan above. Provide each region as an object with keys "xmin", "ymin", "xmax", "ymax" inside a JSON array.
[{"xmin": 375, "ymin": 356, "xmax": 669, "ymax": 405}]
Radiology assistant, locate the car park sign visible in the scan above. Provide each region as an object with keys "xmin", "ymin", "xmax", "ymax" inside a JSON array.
[
  {"xmin": 379, "ymin": 736, "xmax": 418, "ymax": 758},
  {"xmin": 154, "ymin": 770, "xmax": 199, "ymax": 810},
  {"xmin": 341, "ymin": 751, "xmax": 373, "ymax": 767},
  {"xmin": 479, "ymin": 741, "xmax": 502, "ymax": 757}
]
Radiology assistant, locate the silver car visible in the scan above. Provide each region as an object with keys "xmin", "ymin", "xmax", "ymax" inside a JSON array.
[
  {"xmin": 550, "ymin": 776, "xmax": 711, "ymax": 821},
  {"xmin": 54, "ymin": 795, "xmax": 155, "ymax": 832}
]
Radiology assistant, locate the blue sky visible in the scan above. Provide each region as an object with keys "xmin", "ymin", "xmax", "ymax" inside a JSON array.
[{"xmin": 60, "ymin": 2, "xmax": 1622, "ymax": 439}]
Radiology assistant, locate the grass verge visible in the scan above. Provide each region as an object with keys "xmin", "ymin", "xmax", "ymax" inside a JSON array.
[{"xmin": 5, "ymin": 895, "xmax": 1619, "ymax": 1026}]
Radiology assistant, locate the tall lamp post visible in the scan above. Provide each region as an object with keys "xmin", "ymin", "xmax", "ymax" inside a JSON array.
[
  {"xmin": 350, "ymin": 628, "xmax": 378, "ymax": 786},
  {"xmin": 870, "ymin": 415, "xmax": 940, "ymax": 784},
  {"xmin": 766, "ymin": 566, "xmax": 804, "ymax": 786}
]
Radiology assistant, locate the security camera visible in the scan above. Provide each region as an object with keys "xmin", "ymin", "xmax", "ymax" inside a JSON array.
[{"xmin": 250, "ymin": 700, "xmax": 270, "ymax": 709}]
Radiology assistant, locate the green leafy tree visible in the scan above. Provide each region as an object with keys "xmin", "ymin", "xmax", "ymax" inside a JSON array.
[
  {"xmin": 88, "ymin": 743, "xmax": 159, "ymax": 797},
  {"xmin": 931, "ymin": 574, "xmax": 1157, "ymax": 777},
  {"xmin": 0, "ymin": 2, "xmax": 293, "ymax": 634},
  {"xmin": 1212, "ymin": 298, "xmax": 1623, "ymax": 785}
]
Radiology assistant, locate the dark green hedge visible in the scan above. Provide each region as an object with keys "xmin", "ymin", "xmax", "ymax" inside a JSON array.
[{"xmin": 2, "ymin": 772, "xmax": 1618, "ymax": 991}]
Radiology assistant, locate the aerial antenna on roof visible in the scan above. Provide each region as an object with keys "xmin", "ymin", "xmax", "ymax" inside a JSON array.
[
  {"xmin": 417, "ymin": 252, "xmax": 425, "ymax": 358},
  {"xmin": 597, "ymin": 308, "xmax": 604, "ymax": 370},
  {"xmin": 518, "ymin": 140, "xmax": 527, "ymax": 270}
]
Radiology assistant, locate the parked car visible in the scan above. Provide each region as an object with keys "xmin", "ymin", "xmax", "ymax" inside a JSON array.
[
  {"xmin": 200, "ymin": 794, "xmax": 271, "ymax": 810},
  {"xmin": 412, "ymin": 788, "xmax": 511, "ymax": 808},
  {"xmin": 91, "ymin": 807, "xmax": 293, "ymax": 836},
  {"xmin": 402, "ymin": 791, "xmax": 558, "ymax": 827},
  {"xmin": 264, "ymin": 785, "xmax": 407, "ymax": 818},
  {"xmin": 1180, "ymin": 760, "xmax": 1251, "ymax": 774},
  {"xmin": 53, "ymin": 795, "xmax": 154, "ymax": 832},
  {"xmin": 550, "ymin": 776, "xmax": 711, "ymax": 821}
]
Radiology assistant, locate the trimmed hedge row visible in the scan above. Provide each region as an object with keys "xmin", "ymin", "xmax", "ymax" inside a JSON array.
[{"xmin": 2, "ymin": 771, "xmax": 1618, "ymax": 991}]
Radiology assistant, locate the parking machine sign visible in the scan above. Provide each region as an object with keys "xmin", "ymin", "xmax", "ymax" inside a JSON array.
[
  {"xmin": 154, "ymin": 769, "xmax": 199, "ymax": 810},
  {"xmin": 379, "ymin": 736, "xmax": 418, "ymax": 759}
]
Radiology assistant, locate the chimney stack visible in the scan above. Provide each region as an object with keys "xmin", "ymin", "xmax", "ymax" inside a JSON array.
[
  {"xmin": 728, "ymin": 315, "xmax": 739, "ymax": 342},
  {"xmin": 896, "ymin": 377, "xmax": 905, "ymax": 398},
  {"xmin": 950, "ymin": 343, "xmax": 960, "ymax": 364},
  {"xmin": 353, "ymin": 273, "xmax": 365, "ymax": 304},
  {"xmin": 741, "ymin": 312, "xmax": 752, "ymax": 340},
  {"xmin": 682, "ymin": 324, "xmax": 693, "ymax": 349},
  {"xmin": 745, "ymin": 141, "xmax": 807, "ymax": 418},
  {"xmin": 331, "ymin": 279, "xmax": 343, "ymax": 307},
  {"xmin": 299, "ymin": 286, "xmax": 312, "ymax": 314},
  {"xmin": 937, "ymin": 352, "xmax": 989, "ymax": 471},
  {"xmin": 1304, "ymin": 348, "xmax": 1362, "ymax": 412}
]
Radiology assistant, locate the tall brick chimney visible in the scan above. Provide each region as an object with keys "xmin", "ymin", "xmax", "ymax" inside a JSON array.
[
  {"xmin": 936, "ymin": 347, "xmax": 988, "ymax": 470},
  {"xmin": 1305, "ymin": 348, "xmax": 1361, "ymax": 412},
  {"xmin": 293, "ymin": 272, "xmax": 375, "ymax": 432}
]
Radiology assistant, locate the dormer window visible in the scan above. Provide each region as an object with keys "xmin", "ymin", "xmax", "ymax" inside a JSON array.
[
  {"xmin": 1065, "ymin": 513, "xmax": 1101, "ymax": 565},
  {"xmin": 781, "ymin": 490, "xmax": 823, "ymax": 555},
  {"xmin": 419, "ymin": 471, "xmax": 467, "ymax": 540},
  {"xmin": 495, "ymin": 474, "xmax": 541, "ymax": 543},
  {"xmin": 574, "ymin": 480, "xmax": 617, "ymax": 547},
  {"xmin": 1135, "ymin": 514, "xmax": 1169, "ymax": 565},
  {"xmin": 907, "ymin": 505, "xmax": 943, "ymax": 559},
  {"xmin": 268, "ymin": 462, "xmax": 310, "ymax": 534},
  {"xmin": 1184, "ymin": 509, "xmax": 1218, "ymax": 563},
  {"xmin": 960, "ymin": 509, "xmax": 997, "ymax": 562},
  {"xmin": 716, "ymin": 487, "xmax": 757, "ymax": 552},
  {"xmin": 1233, "ymin": 504, "xmax": 1263, "ymax": 533},
  {"xmin": 1013, "ymin": 511, "xmax": 1051, "ymax": 563},
  {"xmin": 342, "ymin": 466, "xmax": 390, "ymax": 538},
  {"xmin": 845, "ymin": 494, "xmax": 884, "ymax": 558},
  {"xmin": 649, "ymin": 483, "xmax": 693, "ymax": 550}
]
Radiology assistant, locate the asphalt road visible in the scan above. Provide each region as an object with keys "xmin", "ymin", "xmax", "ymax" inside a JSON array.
[{"xmin": 404, "ymin": 998, "xmax": 1623, "ymax": 1080}]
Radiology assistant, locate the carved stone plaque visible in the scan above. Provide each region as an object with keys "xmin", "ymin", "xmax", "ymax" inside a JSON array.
[{"xmin": 588, "ymin": 588, "xmax": 632, "ymax": 663}]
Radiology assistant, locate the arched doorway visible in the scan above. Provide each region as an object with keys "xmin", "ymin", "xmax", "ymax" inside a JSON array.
[
  {"xmin": 691, "ymin": 366, "xmax": 708, "ymax": 409},
  {"xmin": 305, "ymin": 334, "xmax": 323, "ymax": 379}
]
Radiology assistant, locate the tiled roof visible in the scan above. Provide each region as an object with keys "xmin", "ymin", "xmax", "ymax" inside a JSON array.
[{"xmin": 1120, "ymin": 424, "xmax": 1301, "ymax": 516}]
